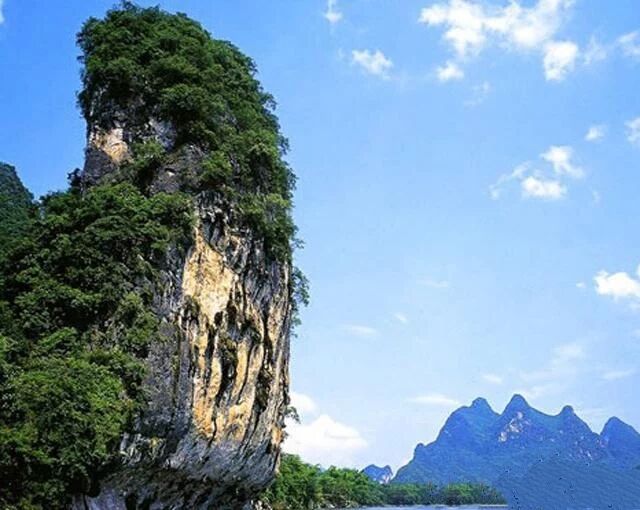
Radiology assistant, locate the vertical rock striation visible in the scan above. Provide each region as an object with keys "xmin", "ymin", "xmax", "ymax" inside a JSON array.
[{"xmin": 72, "ymin": 116, "xmax": 293, "ymax": 510}]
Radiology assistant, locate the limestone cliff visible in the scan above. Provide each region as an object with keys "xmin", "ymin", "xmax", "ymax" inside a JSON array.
[
  {"xmin": 72, "ymin": 116, "xmax": 293, "ymax": 510},
  {"xmin": 67, "ymin": 5, "xmax": 299, "ymax": 509}
]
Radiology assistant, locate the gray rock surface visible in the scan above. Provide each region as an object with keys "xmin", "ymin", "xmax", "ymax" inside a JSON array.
[{"xmin": 72, "ymin": 117, "xmax": 293, "ymax": 510}]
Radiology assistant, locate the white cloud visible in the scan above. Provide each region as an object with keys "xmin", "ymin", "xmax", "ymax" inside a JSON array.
[
  {"xmin": 343, "ymin": 324, "xmax": 379, "ymax": 337},
  {"xmin": 520, "ymin": 342, "xmax": 585, "ymax": 383},
  {"xmin": 394, "ymin": 312, "xmax": 409, "ymax": 324},
  {"xmin": 626, "ymin": 117, "xmax": 640, "ymax": 146},
  {"xmin": 491, "ymin": 145, "xmax": 583, "ymax": 201},
  {"xmin": 576, "ymin": 281, "xmax": 586, "ymax": 290},
  {"xmin": 420, "ymin": 278, "xmax": 451, "ymax": 289},
  {"xmin": 489, "ymin": 163, "xmax": 529, "ymax": 199},
  {"xmin": 585, "ymin": 125, "xmax": 606, "ymax": 142},
  {"xmin": 324, "ymin": 0, "xmax": 343, "ymax": 25},
  {"xmin": 290, "ymin": 392, "xmax": 318, "ymax": 416},
  {"xmin": 553, "ymin": 342, "xmax": 585, "ymax": 362},
  {"xmin": 482, "ymin": 373, "xmax": 503, "ymax": 385},
  {"xmin": 601, "ymin": 369, "xmax": 636, "ymax": 381},
  {"xmin": 408, "ymin": 393, "xmax": 461, "ymax": 407},
  {"xmin": 543, "ymin": 40, "xmax": 579, "ymax": 81},
  {"xmin": 351, "ymin": 50, "xmax": 393, "ymax": 79},
  {"xmin": 284, "ymin": 414, "xmax": 367, "ymax": 467},
  {"xmin": 437, "ymin": 61, "xmax": 465, "ymax": 81},
  {"xmin": 0, "ymin": 0, "xmax": 4, "ymax": 24},
  {"xmin": 521, "ymin": 176, "xmax": 567, "ymax": 200},
  {"xmin": 418, "ymin": 0, "xmax": 578, "ymax": 81},
  {"xmin": 619, "ymin": 31, "xmax": 640, "ymax": 59},
  {"xmin": 541, "ymin": 145, "xmax": 584, "ymax": 178},
  {"xmin": 594, "ymin": 265, "xmax": 640, "ymax": 302}
]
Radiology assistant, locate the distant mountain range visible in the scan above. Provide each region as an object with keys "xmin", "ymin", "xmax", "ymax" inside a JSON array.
[{"xmin": 373, "ymin": 395, "xmax": 640, "ymax": 509}]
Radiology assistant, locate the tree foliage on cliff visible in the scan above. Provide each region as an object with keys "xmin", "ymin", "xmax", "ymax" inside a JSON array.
[
  {"xmin": 78, "ymin": 1, "xmax": 297, "ymax": 261},
  {"xmin": 0, "ymin": 163, "xmax": 33, "ymax": 264},
  {"xmin": 262, "ymin": 455, "xmax": 507, "ymax": 509},
  {"xmin": 0, "ymin": 181, "xmax": 192, "ymax": 509}
]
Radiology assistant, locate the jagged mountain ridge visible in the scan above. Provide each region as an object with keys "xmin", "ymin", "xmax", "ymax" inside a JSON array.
[
  {"xmin": 393, "ymin": 395, "xmax": 640, "ymax": 508},
  {"xmin": 394, "ymin": 394, "xmax": 640, "ymax": 485}
]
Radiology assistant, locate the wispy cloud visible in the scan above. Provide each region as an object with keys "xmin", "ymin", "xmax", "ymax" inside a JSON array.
[
  {"xmin": 465, "ymin": 81, "xmax": 491, "ymax": 106},
  {"xmin": 324, "ymin": 0, "xmax": 343, "ymax": 25},
  {"xmin": 351, "ymin": 49, "xmax": 393, "ymax": 79},
  {"xmin": 290, "ymin": 391, "xmax": 318, "ymax": 416},
  {"xmin": 343, "ymin": 324, "xmax": 379, "ymax": 337},
  {"xmin": 583, "ymin": 37, "xmax": 608, "ymax": 66},
  {"xmin": 420, "ymin": 279, "xmax": 450, "ymax": 289},
  {"xmin": 618, "ymin": 31, "xmax": 640, "ymax": 59},
  {"xmin": 626, "ymin": 117, "xmax": 640, "ymax": 146},
  {"xmin": 491, "ymin": 144, "xmax": 584, "ymax": 201},
  {"xmin": 418, "ymin": 0, "xmax": 578, "ymax": 82},
  {"xmin": 408, "ymin": 393, "xmax": 461, "ymax": 407},
  {"xmin": 516, "ymin": 342, "xmax": 586, "ymax": 400},
  {"xmin": 0, "ymin": 0, "xmax": 4, "ymax": 25},
  {"xmin": 491, "ymin": 164, "xmax": 566, "ymax": 200},
  {"xmin": 394, "ymin": 312, "xmax": 409, "ymax": 324},
  {"xmin": 601, "ymin": 369, "xmax": 636, "ymax": 381},
  {"xmin": 585, "ymin": 124, "xmax": 606, "ymax": 142},
  {"xmin": 482, "ymin": 373, "xmax": 504, "ymax": 385}
]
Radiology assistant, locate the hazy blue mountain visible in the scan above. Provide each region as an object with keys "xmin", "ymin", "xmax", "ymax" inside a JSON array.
[
  {"xmin": 601, "ymin": 416, "xmax": 640, "ymax": 470},
  {"xmin": 394, "ymin": 395, "xmax": 610, "ymax": 484},
  {"xmin": 361, "ymin": 464, "xmax": 393, "ymax": 484},
  {"xmin": 394, "ymin": 395, "xmax": 640, "ymax": 509}
]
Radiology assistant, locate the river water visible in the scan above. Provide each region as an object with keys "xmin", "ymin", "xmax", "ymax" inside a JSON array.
[{"xmin": 342, "ymin": 507, "xmax": 508, "ymax": 510}]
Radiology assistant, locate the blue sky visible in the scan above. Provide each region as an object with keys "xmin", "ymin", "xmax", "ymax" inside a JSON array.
[{"xmin": 1, "ymin": 0, "xmax": 640, "ymax": 471}]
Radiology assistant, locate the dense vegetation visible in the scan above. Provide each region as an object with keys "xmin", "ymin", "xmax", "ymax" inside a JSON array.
[
  {"xmin": 262, "ymin": 455, "xmax": 507, "ymax": 509},
  {"xmin": 0, "ymin": 164, "xmax": 33, "ymax": 264},
  {"xmin": 0, "ymin": 3, "xmax": 301, "ymax": 509},
  {"xmin": 78, "ymin": 1, "xmax": 297, "ymax": 260},
  {"xmin": 0, "ymin": 182, "xmax": 192, "ymax": 508}
]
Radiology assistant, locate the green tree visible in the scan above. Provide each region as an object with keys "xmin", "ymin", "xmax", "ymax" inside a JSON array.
[
  {"xmin": 77, "ymin": 1, "xmax": 297, "ymax": 260},
  {"xmin": 0, "ymin": 358, "xmax": 129, "ymax": 507},
  {"xmin": 0, "ymin": 163, "xmax": 33, "ymax": 264}
]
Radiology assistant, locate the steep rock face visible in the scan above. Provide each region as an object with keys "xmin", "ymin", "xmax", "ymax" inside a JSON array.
[{"xmin": 72, "ymin": 119, "xmax": 293, "ymax": 508}]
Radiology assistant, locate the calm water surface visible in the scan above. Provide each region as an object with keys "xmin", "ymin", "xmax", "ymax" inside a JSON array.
[{"xmin": 340, "ymin": 507, "xmax": 508, "ymax": 510}]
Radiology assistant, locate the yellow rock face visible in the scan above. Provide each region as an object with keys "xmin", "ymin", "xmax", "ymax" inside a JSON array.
[
  {"xmin": 89, "ymin": 127, "xmax": 129, "ymax": 164},
  {"xmin": 181, "ymin": 224, "xmax": 288, "ymax": 448}
]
